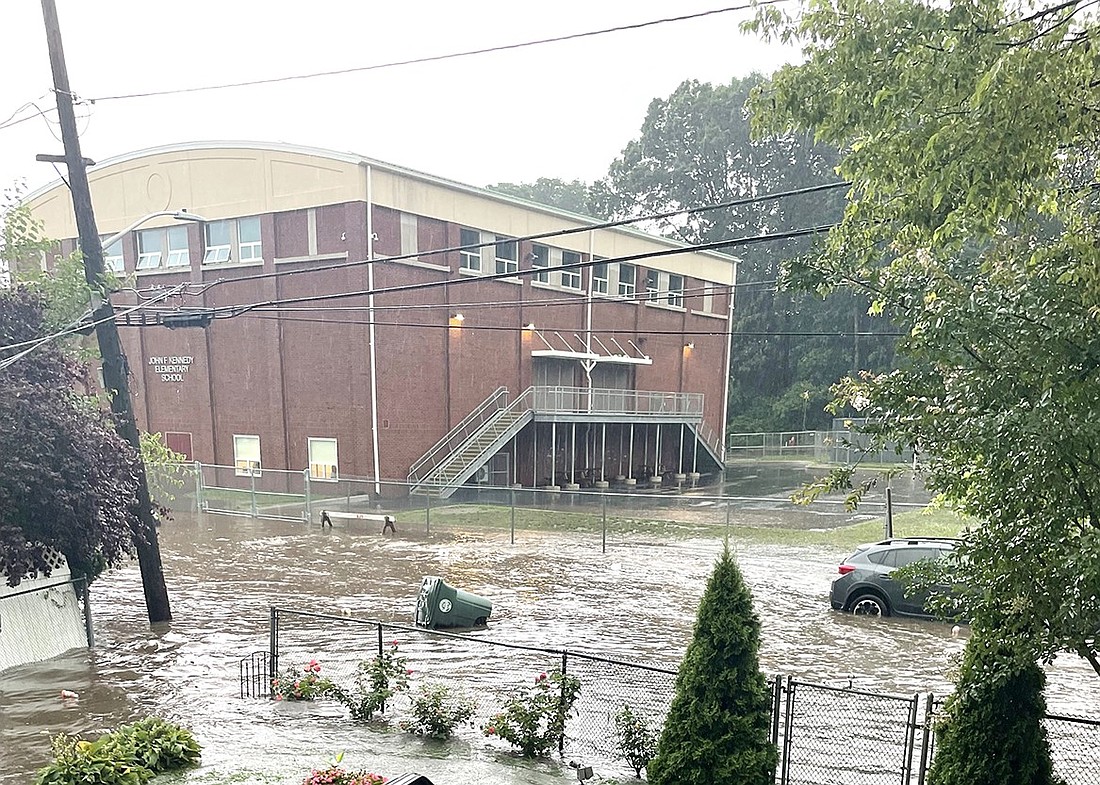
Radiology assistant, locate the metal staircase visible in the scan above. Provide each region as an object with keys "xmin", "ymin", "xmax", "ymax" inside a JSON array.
[
  {"xmin": 407, "ymin": 386, "xmax": 724, "ymax": 498},
  {"xmin": 408, "ymin": 388, "xmax": 533, "ymax": 498}
]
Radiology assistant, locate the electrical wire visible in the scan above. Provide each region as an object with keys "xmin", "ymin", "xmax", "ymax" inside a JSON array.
[
  {"xmin": 0, "ymin": 284, "xmax": 187, "ymax": 361},
  {"xmin": 211, "ymin": 224, "xmax": 835, "ymax": 318},
  {"xmin": 144, "ymin": 179, "xmax": 849, "ymax": 297},
  {"xmin": 238, "ymin": 311, "xmax": 905, "ymax": 339},
  {"xmin": 88, "ymin": 2, "xmax": 787, "ymax": 103}
]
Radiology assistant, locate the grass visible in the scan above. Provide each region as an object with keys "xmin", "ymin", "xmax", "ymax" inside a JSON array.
[{"xmin": 422, "ymin": 502, "xmax": 968, "ymax": 551}]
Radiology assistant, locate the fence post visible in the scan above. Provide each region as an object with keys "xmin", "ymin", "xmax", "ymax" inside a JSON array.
[
  {"xmin": 885, "ymin": 486, "xmax": 894, "ymax": 539},
  {"xmin": 780, "ymin": 677, "xmax": 796, "ymax": 785},
  {"xmin": 82, "ymin": 575, "xmax": 94, "ymax": 648},
  {"xmin": 558, "ymin": 651, "xmax": 569, "ymax": 756},
  {"xmin": 903, "ymin": 693, "xmax": 920, "ymax": 785},
  {"xmin": 378, "ymin": 623, "xmax": 386, "ymax": 714},
  {"xmin": 601, "ymin": 492, "xmax": 607, "ymax": 554},
  {"xmin": 250, "ymin": 471, "xmax": 258, "ymax": 518},
  {"xmin": 303, "ymin": 469, "xmax": 312, "ymax": 523},
  {"xmin": 770, "ymin": 673, "xmax": 782, "ymax": 748},
  {"xmin": 916, "ymin": 693, "xmax": 935, "ymax": 785},
  {"xmin": 194, "ymin": 461, "xmax": 204, "ymax": 512},
  {"xmin": 268, "ymin": 607, "xmax": 278, "ymax": 700},
  {"xmin": 510, "ymin": 488, "xmax": 516, "ymax": 545}
]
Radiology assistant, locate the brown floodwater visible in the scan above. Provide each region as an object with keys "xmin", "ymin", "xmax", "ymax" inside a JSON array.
[{"xmin": 1, "ymin": 497, "xmax": 1096, "ymax": 784}]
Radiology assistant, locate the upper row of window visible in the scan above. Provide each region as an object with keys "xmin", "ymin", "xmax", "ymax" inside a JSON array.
[
  {"xmin": 456, "ymin": 227, "xmax": 686, "ymax": 308},
  {"xmin": 101, "ymin": 216, "xmax": 262, "ymax": 273}
]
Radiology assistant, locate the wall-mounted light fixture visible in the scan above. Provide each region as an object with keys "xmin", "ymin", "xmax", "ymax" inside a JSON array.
[
  {"xmin": 685, "ymin": 341, "xmax": 695, "ymax": 350},
  {"xmin": 449, "ymin": 313, "xmax": 465, "ymax": 327},
  {"xmin": 523, "ymin": 322, "xmax": 536, "ymax": 331}
]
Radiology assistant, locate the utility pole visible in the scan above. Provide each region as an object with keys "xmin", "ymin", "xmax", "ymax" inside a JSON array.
[{"xmin": 40, "ymin": 0, "xmax": 172, "ymax": 623}]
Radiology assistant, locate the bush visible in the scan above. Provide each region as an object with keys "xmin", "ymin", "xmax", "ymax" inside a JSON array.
[
  {"xmin": 614, "ymin": 705, "xmax": 658, "ymax": 778},
  {"xmin": 271, "ymin": 659, "xmax": 335, "ymax": 701},
  {"xmin": 400, "ymin": 682, "xmax": 476, "ymax": 739},
  {"xmin": 647, "ymin": 546, "xmax": 777, "ymax": 785},
  {"xmin": 482, "ymin": 670, "xmax": 581, "ymax": 757},
  {"xmin": 35, "ymin": 718, "xmax": 200, "ymax": 785},
  {"xmin": 928, "ymin": 632, "xmax": 1058, "ymax": 785},
  {"xmin": 327, "ymin": 640, "xmax": 411, "ymax": 722}
]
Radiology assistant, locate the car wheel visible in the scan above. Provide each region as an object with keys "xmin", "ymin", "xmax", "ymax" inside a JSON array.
[{"xmin": 849, "ymin": 593, "xmax": 890, "ymax": 617}]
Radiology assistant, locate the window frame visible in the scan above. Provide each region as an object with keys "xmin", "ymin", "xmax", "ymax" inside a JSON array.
[
  {"xmin": 459, "ymin": 227, "xmax": 482, "ymax": 271},
  {"xmin": 559, "ymin": 250, "xmax": 582, "ymax": 290},
  {"xmin": 617, "ymin": 263, "xmax": 636, "ymax": 297},
  {"xmin": 494, "ymin": 236, "xmax": 518, "ymax": 275},
  {"xmin": 667, "ymin": 273, "xmax": 684, "ymax": 308},
  {"xmin": 308, "ymin": 437, "xmax": 339, "ymax": 482},
  {"xmin": 530, "ymin": 243, "xmax": 550, "ymax": 284},
  {"xmin": 101, "ymin": 235, "xmax": 124, "ymax": 274},
  {"xmin": 645, "ymin": 269, "xmax": 661, "ymax": 302},
  {"xmin": 592, "ymin": 260, "xmax": 609, "ymax": 295},
  {"xmin": 203, "ymin": 220, "xmax": 232, "ymax": 265},
  {"xmin": 237, "ymin": 216, "xmax": 262, "ymax": 263},
  {"xmin": 136, "ymin": 228, "xmax": 164, "ymax": 270},
  {"xmin": 233, "ymin": 434, "xmax": 262, "ymax": 477}
]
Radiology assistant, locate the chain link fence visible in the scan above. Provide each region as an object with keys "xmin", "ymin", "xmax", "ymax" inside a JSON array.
[{"xmin": 244, "ymin": 608, "xmax": 1097, "ymax": 784}]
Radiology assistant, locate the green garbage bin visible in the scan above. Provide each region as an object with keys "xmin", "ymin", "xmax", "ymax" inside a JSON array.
[{"xmin": 415, "ymin": 576, "xmax": 492, "ymax": 630}]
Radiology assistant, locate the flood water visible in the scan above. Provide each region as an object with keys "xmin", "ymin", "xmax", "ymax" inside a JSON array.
[{"xmin": 1, "ymin": 469, "xmax": 1097, "ymax": 784}]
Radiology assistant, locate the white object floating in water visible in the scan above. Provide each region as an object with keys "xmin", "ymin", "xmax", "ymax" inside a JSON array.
[
  {"xmin": 59, "ymin": 690, "xmax": 78, "ymax": 699},
  {"xmin": 951, "ymin": 625, "xmax": 962, "ymax": 638}
]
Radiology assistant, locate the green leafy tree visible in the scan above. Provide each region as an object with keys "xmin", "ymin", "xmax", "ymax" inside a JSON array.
[
  {"xmin": 648, "ymin": 546, "xmax": 776, "ymax": 785},
  {"xmin": 929, "ymin": 632, "xmax": 1057, "ymax": 785},
  {"xmin": 0, "ymin": 287, "xmax": 140, "ymax": 584},
  {"xmin": 749, "ymin": 1, "xmax": 1100, "ymax": 677},
  {"xmin": 592, "ymin": 76, "xmax": 896, "ymax": 431},
  {"xmin": 486, "ymin": 177, "xmax": 596, "ymax": 215}
]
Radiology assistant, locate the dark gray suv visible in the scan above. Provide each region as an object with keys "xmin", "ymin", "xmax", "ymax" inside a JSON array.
[{"xmin": 829, "ymin": 537, "xmax": 960, "ymax": 618}]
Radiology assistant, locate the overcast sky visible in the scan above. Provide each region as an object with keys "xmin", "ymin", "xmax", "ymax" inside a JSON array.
[{"xmin": 1, "ymin": 1, "xmax": 799, "ymax": 197}]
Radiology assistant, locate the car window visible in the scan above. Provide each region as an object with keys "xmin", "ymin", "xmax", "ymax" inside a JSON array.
[
  {"xmin": 865, "ymin": 550, "xmax": 890, "ymax": 565},
  {"xmin": 890, "ymin": 547, "xmax": 941, "ymax": 567}
]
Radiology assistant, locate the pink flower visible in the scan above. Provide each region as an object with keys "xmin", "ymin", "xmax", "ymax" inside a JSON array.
[
  {"xmin": 406, "ymin": 668, "xmax": 413, "ymax": 675},
  {"xmin": 536, "ymin": 672, "xmax": 547, "ymax": 682},
  {"xmin": 274, "ymin": 694, "xmax": 283, "ymax": 701},
  {"xmin": 486, "ymin": 725, "xmax": 496, "ymax": 735}
]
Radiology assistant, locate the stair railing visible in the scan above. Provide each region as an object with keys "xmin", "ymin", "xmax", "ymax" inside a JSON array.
[
  {"xmin": 407, "ymin": 387, "xmax": 509, "ymax": 483},
  {"xmin": 418, "ymin": 387, "xmax": 536, "ymax": 490}
]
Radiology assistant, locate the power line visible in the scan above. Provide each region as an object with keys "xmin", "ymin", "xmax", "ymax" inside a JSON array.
[
  {"xmin": 151, "ymin": 179, "xmax": 849, "ymax": 297},
  {"xmin": 237, "ymin": 311, "xmax": 904, "ymax": 338},
  {"xmin": 211, "ymin": 224, "xmax": 835, "ymax": 318},
  {"xmin": 87, "ymin": 3, "xmax": 786, "ymax": 103}
]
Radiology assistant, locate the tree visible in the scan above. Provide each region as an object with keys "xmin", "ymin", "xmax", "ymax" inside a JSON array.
[
  {"xmin": 749, "ymin": 1, "xmax": 1100, "ymax": 676},
  {"xmin": 591, "ymin": 76, "xmax": 897, "ymax": 431},
  {"xmin": 929, "ymin": 632, "xmax": 1057, "ymax": 785},
  {"xmin": 647, "ymin": 546, "xmax": 777, "ymax": 785},
  {"xmin": 486, "ymin": 177, "xmax": 596, "ymax": 216},
  {"xmin": 0, "ymin": 287, "xmax": 139, "ymax": 584}
]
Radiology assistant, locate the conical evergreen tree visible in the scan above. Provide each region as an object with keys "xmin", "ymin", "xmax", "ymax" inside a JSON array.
[
  {"xmin": 929, "ymin": 632, "xmax": 1057, "ymax": 785},
  {"xmin": 648, "ymin": 546, "xmax": 777, "ymax": 785}
]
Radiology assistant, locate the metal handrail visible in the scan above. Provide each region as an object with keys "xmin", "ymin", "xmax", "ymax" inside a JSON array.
[
  {"xmin": 408, "ymin": 386, "xmax": 509, "ymax": 483},
  {"xmin": 532, "ymin": 386, "xmax": 703, "ymax": 416},
  {"xmin": 421, "ymin": 387, "xmax": 536, "ymax": 487}
]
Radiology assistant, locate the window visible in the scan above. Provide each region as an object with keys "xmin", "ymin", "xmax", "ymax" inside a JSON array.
[
  {"xmin": 238, "ymin": 217, "xmax": 262, "ymax": 262},
  {"xmin": 530, "ymin": 243, "xmax": 549, "ymax": 283},
  {"xmin": 308, "ymin": 438, "xmax": 339, "ymax": 481},
  {"xmin": 136, "ymin": 229, "xmax": 164, "ymax": 270},
  {"xmin": 137, "ymin": 226, "xmax": 191, "ymax": 270},
  {"xmin": 459, "ymin": 227, "xmax": 481, "ymax": 271},
  {"xmin": 646, "ymin": 269, "xmax": 661, "ymax": 301},
  {"xmin": 702, "ymin": 284, "xmax": 715, "ymax": 314},
  {"xmin": 203, "ymin": 217, "xmax": 262, "ymax": 265},
  {"xmin": 233, "ymin": 434, "xmax": 261, "ymax": 476},
  {"xmin": 495, "ymin": 236, "xmax": 518, "ymax": 275},
  {"xmin": 204, "ymin": 221, "xmax": 231, "ymax": 264},
  {"xmin": 617, "ymin": 263, "xmax": 636, "ymax": 297},
  {"xmin": 592, "ymin": 260, "xmax": 609, "ymax": 295},
  {"xmin": 400, "ymin": 212, "xmax": 418, "ymax": 257},
  {"xmin": 560, "ymin": 250, "xmax": 581, "ymax": 290},
  {"xmin": 101, "ymin": 236, "xmax": 124, "ymax": 274},
  {"xmin": 667, "ymin": 274, "xmax": 684, "ymax": 307}
]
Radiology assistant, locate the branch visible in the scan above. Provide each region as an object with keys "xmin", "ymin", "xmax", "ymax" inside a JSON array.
[{"xmin": 1076, "ymin": 642, "xmax": 1100, "ymax": 677}]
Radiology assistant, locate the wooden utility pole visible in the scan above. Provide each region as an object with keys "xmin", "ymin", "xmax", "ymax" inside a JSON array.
[{"xmin": 40, "ymin": 0, "xmax": 172, "ymax": 623}]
